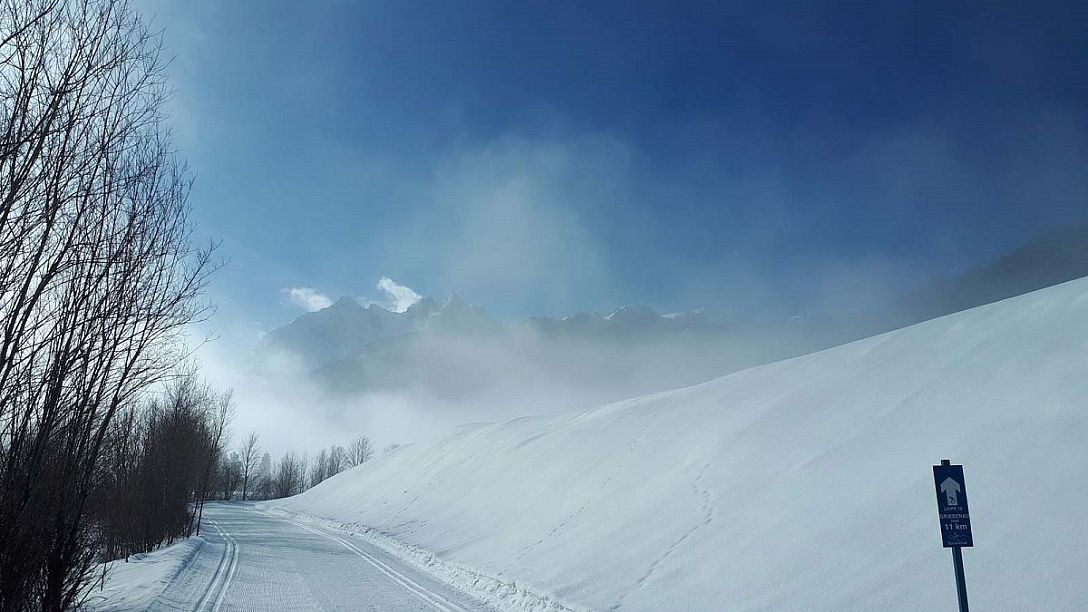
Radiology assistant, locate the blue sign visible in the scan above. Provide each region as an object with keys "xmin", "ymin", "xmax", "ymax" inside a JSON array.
[{"xmin": 933, "ymin": 463, "xmax": 973, "ymax": 548}]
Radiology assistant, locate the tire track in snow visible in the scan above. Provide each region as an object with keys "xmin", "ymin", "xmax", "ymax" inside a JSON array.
[{"xmin": 284, "ymin": 518, "xmax": 469, "ymax": 612}]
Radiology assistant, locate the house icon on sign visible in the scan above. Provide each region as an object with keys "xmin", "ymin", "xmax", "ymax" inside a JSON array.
[{"xmin": 940, "ymin": 477, "xmax": 961, "ymax": 506}]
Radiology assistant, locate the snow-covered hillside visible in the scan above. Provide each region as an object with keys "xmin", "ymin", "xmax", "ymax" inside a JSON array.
[{"xmin": 276, "ymin": 277, "xmax": 1088, "ymax": 611}]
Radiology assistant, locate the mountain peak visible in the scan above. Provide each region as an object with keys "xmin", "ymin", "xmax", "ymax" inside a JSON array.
[
  {"xmin": 328, "ymin": 296, "xmax": 361, "ymax": 311},
  {"xmin": 405, "ymin": 297, "xmax": 440, "ymax": 316},
  {"xmin": 443, "ymin": 293, "xmax": 468, "ymax": 309},
  {"xmin": 605, "ymin": 304, "xmax": 658, "ymax": 321}
]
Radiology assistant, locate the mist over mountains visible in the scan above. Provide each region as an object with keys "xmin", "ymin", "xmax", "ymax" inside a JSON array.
[
  {"xmin": 902, "ymin": 223, "xmax": 1088, "ymax": 324},
  {"xmin": 249, "ymin": 223, "xmax": 1088, "ymax": 424},
  {"xmin": 251, "ymin": 292, "xmax": 813, "ymax": 409}
]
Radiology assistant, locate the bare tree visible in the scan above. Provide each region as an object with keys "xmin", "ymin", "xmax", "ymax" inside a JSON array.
[
  {"xmin": 94, "ymin": 375, "xmax": 233, "ymax": 561},
  {"xmin": 0, "ymin": 0, "xmax": 214, "ymax": 608},
  {"xmin": 271, "ymin": 451, "xmax": 305, "ymax": 499},
  {"xmin": 347, "ymin": 435, "xmax": 374, "ymax": 467},
  {"xmin": 239, "ymin": 431, "xmax": 260, "ymax": 501},
  {"xmin": 309, "ymin": 448, "xmax": 329, "ymax": 488},
  {"xmin": 308, "ymin": 444, "xmax": 349, "ymax": 488},
  {"xmin": 255, "ymin": 451, "xmax": 272, "ymax": 500},
  {"xmin": 327, "ymin": 445, "xmax": 345, "ymax": 477},
  {"xmin": 218, "ymin": 452, "xmax": 242, "ymax": 500},
  {"xmin": 191, "ymin": 389, "xmax": 233, "ymax": 536}
]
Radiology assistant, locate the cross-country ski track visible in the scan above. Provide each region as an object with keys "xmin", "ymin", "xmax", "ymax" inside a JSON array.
[{"xmin": 109, "ymin": 502, "xmax": 492, "ymax": 611}]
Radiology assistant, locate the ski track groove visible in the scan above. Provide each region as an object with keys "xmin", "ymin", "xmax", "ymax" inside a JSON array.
[
  {"xmin": 193, "ymin": 519, "xmax": 238, "ymax": 612},
  {"xmin": 283, "ymin": 516, "xmax": 470, "ymax": 612},
  {"xmin": 210, "ymin": 522, "xmax": 239, "ymax": 612}
]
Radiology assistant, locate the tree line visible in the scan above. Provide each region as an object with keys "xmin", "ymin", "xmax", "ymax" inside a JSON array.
[
  {"xmin": 206, "ymin": 433, "xmax": 376, "ymax": 502},
  {"xmin": 0, "ymin": 3, "xmax": 384, "ymax": 607},
  {"xmin": 0, "ymin": 0, "xmax": 219, "ymax": 608},
  {"xmin": 93, "ymin": 374, "xmax": 232, "ymax": 563}
]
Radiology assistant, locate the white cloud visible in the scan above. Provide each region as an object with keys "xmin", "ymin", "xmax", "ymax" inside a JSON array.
[
  {"xmin": 282, "ymin": 287, "xmax": 333, "ymax": 312},
  {"xmin": 376, "ymin": 277, "xmax": 421, "ymax": 313}
]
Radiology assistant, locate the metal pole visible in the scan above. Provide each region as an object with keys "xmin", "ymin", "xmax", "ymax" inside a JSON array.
[
  {"xmin": 951, "ymin": 546, "xmax": 969, "ymax": 612},
  {"xmin": 940, "ymin": 459, "xmax": 970, "ymax": 612}
]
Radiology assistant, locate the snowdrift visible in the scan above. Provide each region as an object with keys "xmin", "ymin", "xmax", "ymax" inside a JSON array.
[
  {"xmin": 82, "ymin": 537, "xmax": 205, "ymax": 611},
  {"xmin": 278, "ymin": 277, "xmax": 1088, "ymax": 610}
]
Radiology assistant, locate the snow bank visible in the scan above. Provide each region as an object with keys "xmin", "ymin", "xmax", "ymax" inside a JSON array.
[
  {"xmin": 80, "ymin": 537, "xmax": 204, "ymax": 611},
  {"xmin": 277, "ymin": 277, "xmax": 1088, "ymax": 610}
]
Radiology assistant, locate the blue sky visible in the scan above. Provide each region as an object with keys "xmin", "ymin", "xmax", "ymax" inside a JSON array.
[{"xmin": 145, "ymin": 1, "xmax": 1088, "ymax": 339}]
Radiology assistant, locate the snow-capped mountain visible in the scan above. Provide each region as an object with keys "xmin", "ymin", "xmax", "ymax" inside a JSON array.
[
  {"xmin": 251, "ymin": 294, "xmax": 498, "ymax": 374},
  {"xmin": 251, "ymin": 222, "xmax": 1088, "ymax": 409},
  {"xmin": 249, "ymin": 293, "xmax": 777, "ymax": 410},
  {"xmin": 254, "ymin": 295, "xmax": 740, "ymax": 373},
  {"xmin": 522, "ymin": 305, "xmax": 734, "ymax": 340}
]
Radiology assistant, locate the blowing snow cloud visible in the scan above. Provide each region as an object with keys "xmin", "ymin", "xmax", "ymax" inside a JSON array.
[
  {"xmin": 376, "ymin": 277, "xmax": 422, "ymax": 313},
  {"xmin": 283, "ymin": 287, "xmax": 333, "ymax": 312}
]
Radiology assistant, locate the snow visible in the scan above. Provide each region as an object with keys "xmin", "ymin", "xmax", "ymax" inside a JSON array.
[
  {"xmin": 142, "ymin": 503, "xmax": 492, "ymax": 611},
  {"xmin": 80, "ymin": 537, "xmax": 205, "ymax": 611},
  {"xmin": 275, "ymin": 276, "xmax": 1088, "ymax": 610},
  {"xmin": 79, "ymin": 503, "xmax": 495, "ymax": 610},
  {"xmin": 262, "ymin": 505, "xmax": 568, "ymax": 612}
]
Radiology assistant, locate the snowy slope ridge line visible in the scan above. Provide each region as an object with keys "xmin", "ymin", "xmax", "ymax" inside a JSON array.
[
  {"xmin": 262, "ymin": 507, "xmax": 579, "ymax": 612},
  {"xmin": 279, "ymin": 277, "xmax": 1088, "ymax": 610}
]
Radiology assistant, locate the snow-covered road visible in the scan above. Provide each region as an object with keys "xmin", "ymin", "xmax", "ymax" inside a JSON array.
[{"xmin": 147, "ymin": 502, "xmax": 491, "ymax": 611}]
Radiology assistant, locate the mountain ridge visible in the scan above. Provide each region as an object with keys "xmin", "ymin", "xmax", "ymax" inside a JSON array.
[{"xmin": 252, "ymin": 222, "xmax": 1088, "ymax": 405}]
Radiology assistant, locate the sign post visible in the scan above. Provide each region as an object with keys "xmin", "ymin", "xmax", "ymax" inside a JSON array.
[{"xmin": 933, "ymin": 459, "xmax": 972, "ymax": 612}]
